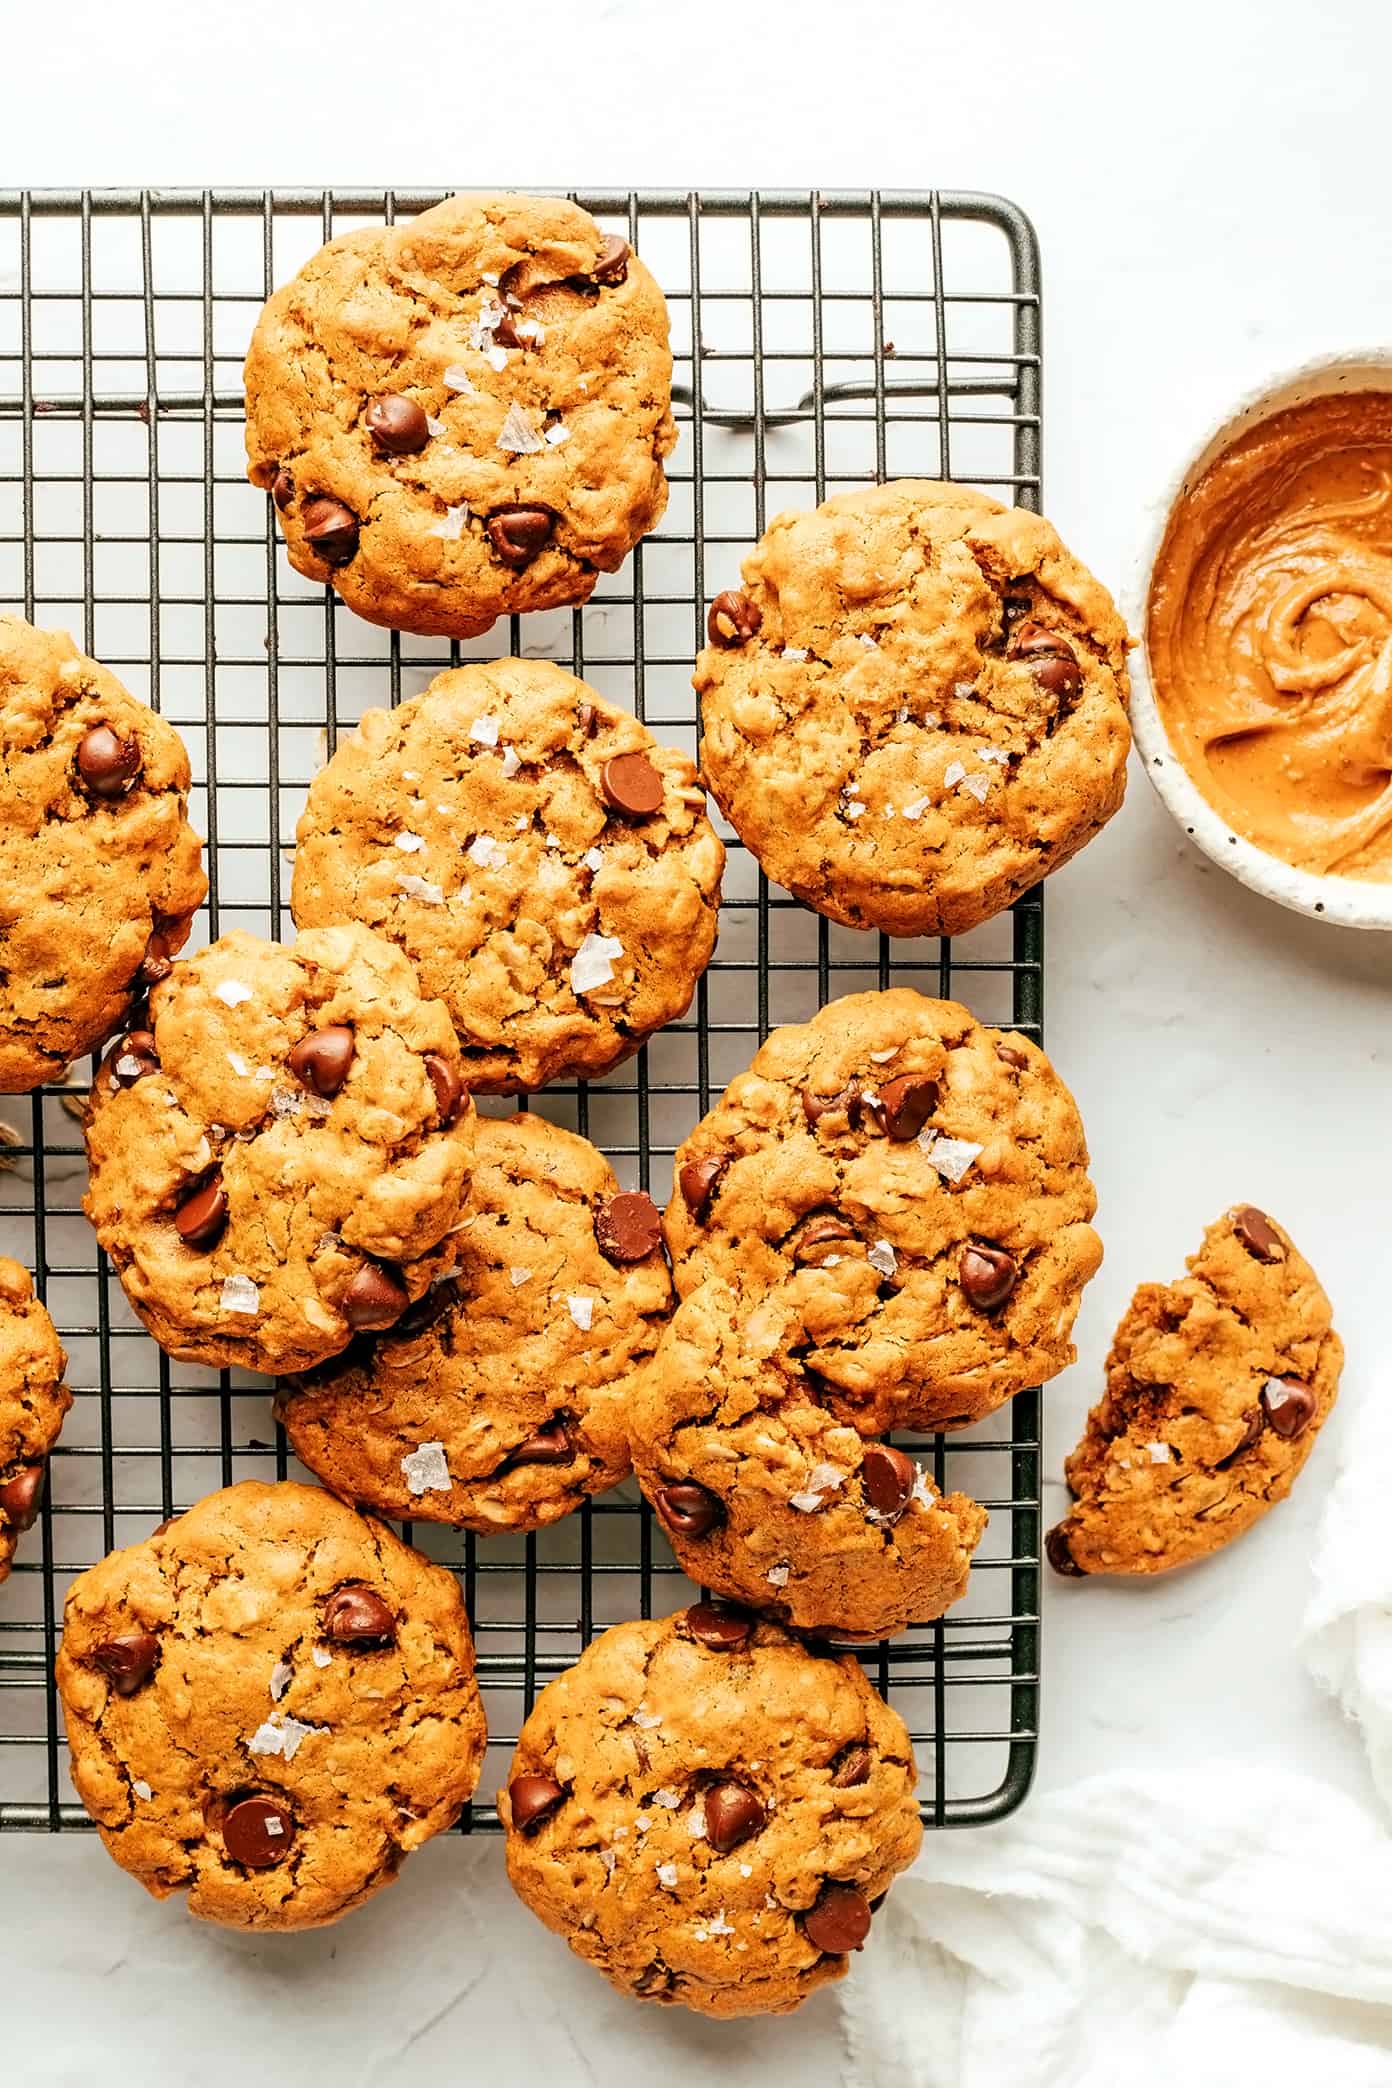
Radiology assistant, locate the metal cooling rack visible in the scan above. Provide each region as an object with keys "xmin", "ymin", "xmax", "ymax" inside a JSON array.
[{"xmin": 0, "ymin": 188, "xmax": 1043, "ymax": 1837}]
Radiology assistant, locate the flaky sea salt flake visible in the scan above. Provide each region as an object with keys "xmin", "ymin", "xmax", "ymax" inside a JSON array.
[
  {"xmin": 858, "ymin": 633, "xmax": 879, "ymax": 650},
  {"xmin": 766, "ymin": 1563, "xmax": 790, "ymax": 1587},
  {"xmin": 269, "ymin": 1659, "xmax": 293, "ymax": 1702},
  {"xmin": 500, "ymin": 744, "xmax": 521, "ymax": 778},
  {"xmin": 311, "ymin": 1646, "xmax": 332, "ymax": 1669},
  {"xmin": 443, "ymin": 364, "xmax": 477, "ymax": 395},
  {"xmin": 570, "ymin": 932, "xmax": 623, "ymax": 995},
  {"xmin": 496, "ymin": 401, "xmax": 544, "ymax": 454},
  {"xmin": 470, "ymin": 713, "xmax": 501, "ymax": 746},
  {"xmin": 426, "ymin": 413, "xmax": 448, "ymax": 435},
  {"xmin": 917, "ymin": 1130, "xmax": 983, "ymax": 1184},
  {"xmin": 396, "ymin": 873, "xmax": 445, "ymax": 905},
  {"xmin": 509, "ymin": 1267, "xmax": 532, "ymax": 1288},
  {"xmin": 843, "ymin": 799, "xmax": 867, "ymax": 821},
  {"xmin": 599, "ymin": 1849, "xmax": 617, "ymax": 1876},
  {"xmin": 467, "ymin": 834, "xmax": 508, "ymax": 871},
  {"xmin": 430, "ymin": 504, "xmax": 470, "ymax": 541},
  {"xmin": 943, "ymin": 760, "xmax": 967, "ymax": 788},
  {"xmin": 485, "ymin": 343, "xmax": 510, "ymax": 373},
  {"xmin": 652, "ymin": 1787, "xmax": 682, "ymax": 1809},
  {"xmin": 132, "ymin": 1779, "xmax": 153, "ymax": 1801},
  {"xmin": 686, "ymin": 1805, "xmax": 708, "ymax": 1840},
  {"xmin": 656, "ymin": 1862, "xmax": 679, "ymax": 1891},
  {"xmin": 583, "ymin": 847, "xmax": 604, "ymax": 872},
  {"xmin": 214, "ymin": 979, "xmax": 252, "ymax": 1007},
  {"xmin": 567, "ymin": 1294, "xmax": 595, "ymax": 1332},
  {"xmin": 979, "ymin": 746, "xmax": 1009, "ymax": 765},
  {"xmin": 1146, "ymin": 1441, "xmax": 1172, "ymax": 1464},
  {"xmin": 219, "ymin": 1274, "xmax": 259, "ymax": 1316},
  {"xmin": 248, "ymin": 1714, "xmax": 323, "ymax": 1762},
  {"xmin": 394, "ymin": 831, "xmax": 425, "ymax": 853},
  {"xmin": 401, "ymin": 1440, "xmax": 452, "ymax": 1496},
  {"xmin": 781, "ymin": 645, "xmax": 809, "ymax": 662},
  {"xmin": 544, "ymin": 422, "xmax": 571, "ymax": 446},
  {"xmin": 708, "ymin": 1910, "xmax": 735, "ymax": 1936},
  {"xmin": 226, "ymin": 1050, "xmax": 249, "ymax": 1077},
  {"xmin": 632, "ymin": 1703, "xmax": 662, "ymax": 1729},
  {"xmin": 959, "ymin": 770, "xmax": 991, "ymax": 803},
  {"xmin": 901, "ymin": 795, "xmax": 931, "ymax": 822},
  {"xmin": 867, "ymin": 1237, "xmax": 898, "ymax": 1278}
]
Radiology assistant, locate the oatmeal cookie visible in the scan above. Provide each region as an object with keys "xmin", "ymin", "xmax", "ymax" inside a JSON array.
[
  {"xmin": 0, "ymin": 615, "xmax": 205, "ymax": 1091},
  {"xmin": 0, "ymin": 1257, "xmax": 71, "ymax": 1583},
  {"xmin": 245, "ymin": 192, "xmax": 675, "ymax": 637},
  {"xmin": 1047, "ymin": 1205, "xmax": 1342, "ymax": 1577},
  {"xmin": 695, "ymin": 480, "xmax": 1131, "ymax": 937},
  {"xmin": 278, "ymin": 1112, "xmax": 670, "ymax": 1534},
  {"xmin": 664, "ymin": 989, "xmax": 1101, "ymax": 1433},
  {"xmin": 500, "ymin": 1606, "xmax": 922, "ymax": 2017},
  {"xmin": 291, "ymin": 659, "xmax": 724, "ymax": 1092},
  {"xmin": 630, "ymin": 1279, "xmax": 985, "ymax": 1638},
  {"xmin": 83, "ymin": 924, "xmax": 475, "ymax": 1375},
  {"xmin": 55, "ymin": 1480, "xmax": 487, "ymax": 1931}
]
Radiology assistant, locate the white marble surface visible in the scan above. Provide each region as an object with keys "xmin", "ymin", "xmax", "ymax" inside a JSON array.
[{"xmin": 7, "ymin": 1, "xmax": 1390, "ymax": 2079}]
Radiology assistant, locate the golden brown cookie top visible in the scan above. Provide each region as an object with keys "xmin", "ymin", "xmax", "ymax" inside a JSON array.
[
  {"xmin": 0, "ymin": 1256, "xmax": 71, "ymax": 1581},
  {"xmin": 1048, "ymin": 1205, "xmax": 1343, "ymax": 1578},
  {"xmin": 629, "ymin": 1277, "xmax": 986, "ymax": 1638},
  {"xmin": 664, "ymin": 988, "xmax": 1101, "ymax": 1433},
  {"xmin": 278, "ymin": 1112, "xmax": 671, "ymax": 1533},
  {"xmin": 55, "ymin": 1480, "xmax": 487, "ymax": 1932},
  {"xmin": 0, "ymin": 614, "xmax": 206, "ymax": 1091},
  {"xmin": 500, "ymin": 1608, "xmax": 922, "ymax": 2017},
  {"xmin": 695, "ymin": 479, "xmax": 1131, "ymax": 938},
  {"xmin": 245, "ymin": 192, "xmax": 675, "ymax": 638},
  {"xmin": 83, "ymin": 924, "xmax": 475, "ymax": 1376},
  {"xmin": 291, "ymin": 659, "xmax": 724, "ymax": 1092}
]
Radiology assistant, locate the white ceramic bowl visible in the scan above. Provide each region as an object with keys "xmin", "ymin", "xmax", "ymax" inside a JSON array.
[{"xmin": 1128, "ymin": 348, "xmax": 1392, "ymax": 931}]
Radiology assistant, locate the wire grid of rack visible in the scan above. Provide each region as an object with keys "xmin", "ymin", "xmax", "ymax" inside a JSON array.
[{"xmin": 0, "ymin": 187, "xmax": 1043, "ymax": 1836}]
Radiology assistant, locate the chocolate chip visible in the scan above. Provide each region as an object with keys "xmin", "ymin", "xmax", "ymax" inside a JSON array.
[
  {"xmin": 1260, "ymin": 1376, "xmax": 1318, "ymax": 1440},
  {"xmin": 704, "ymin": 1780, "xmax": 765, "ymax": 1853},
  {"xmin": 830, "ymin": 1745, "xmax": 872, "ymax": 1788},
  {"xmin": 801, "ymin": 1085, "xmax": 862, "ymax": 1130},
  {"xmin": 577, "ymin": 700, "xmax": 598, "ymax": 737},
  {"xmin": 92, "ymin": 1632, "xmax": 160, "ymax": 1695},
  {"xmin": 601, "ymin": 752, "xmax": 664, "ymax": 818},
  {"xmin": 867, "ymin": 1073, "xmax": 938, "ymax": 1141},
  {"xmin": 1001, "ymin": 592, "xmax": 1032, "ymax": 625},
  {"xmin": 505, "ymin": 1419, "xmax": 573, "ymax": 1468},
  {"xmin": 288, "ymin": 1025, "xmax": 355, "ymax": 1099},
  {"xmin": 793, "ymin": 1214, "xmax": 858, "ymax": 1266},
  {"xmin": 1216, "ymin": 1407, "xmax": 1265, "ymax": 1468},
  {"xmin": 271, "ymin": 468, "xmax": 294, "ymax": 510},
  {"xmin": 486, "ymin": 505, "xmax": 555, "ymax": 567},
  {"xmin": 1009, "ymin": 619, "xmax": 1082, "ymax": 699},
  {"xmin": 136, "ymin": 932, "xmax": 172, "ymax": 986},
  {"xmin": 592, "ymin": 234, "xmax": 631, "ymax": 285},
  {"xmin": 1233, "ymin": 1206, "xmax": 1284, "ymax": 1262},
  {"xmin": 803, "ymin": 1882, "xmax": 872, "ymax": 1955},
  {"xmin": 595, "ymin": 1190, "xmax": 663, "ymax": 1264},
  {"xmin": 301, "ymin": 495, "xmax": 360, "ymax": 565},
  {"xmin": 0, "ymin": 1464, "xmax": 45, "ymax": 1531},
  {"xmin": 343, "ymin": 1262, "xmax": 410, "ymax": 1331},
  {"xmin": 861, "ymin": 1443, "xmax": 916, "ymax": 1522},
  {"xmin": 508, "ymin": 1773, "xmax": 567, "ymax": 1834},
  {"xmin": 112, "ymin": 1029, "xmax": 159, "ymax": 1086},
  {"xmin": 678, "ymin": 1156, "xmax": 727, "ymax": 1221},
  {"xmin": 222, "ymin": 1792, "xmax": 296, "ymax": 1869},
  {"xmin": 366, "ymin": 393, "xmax": 430, "ymax": 455},
  {"xmin": 1045, "ymin": 1524, "xmax": 1086, "ymax": 1577},
  {"xmin": 76, "ymin": 725, "xmax": 142, "ymax": 800},
  {"xmin": 959, "ymin": 1244, "xmax": 1018, "ymax": 1313},
  {"xmin": 322, "ymin": 1584, "xmax": 396, "ymax": 1647},
  {"xmin": 423, "ymin": 1051, "xmax": 464, "ymax": 1126},
  {"xmin": 996, "ymin": 1042, "xmax": 1029, "ymax": 1070},
  {"xmin": 683, "ymin": 1601, "xmax": 754, "ymax": 1650},
  {"xmin": 707, "ymin": 590, "xmax": 762, "ymax": 647},
  {"xmin": 653, "ymin": 1482, "xmax": 723, "ymax": 1539},
  {"xmin": 175, "ymin": 1177, "xmax": 228, "ymax": 1251}
]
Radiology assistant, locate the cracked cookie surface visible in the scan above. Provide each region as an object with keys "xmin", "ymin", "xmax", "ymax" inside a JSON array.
[
  {"xmin": 55, "ymin": 1480, "xmax": 487, "ymax": 1932},
  {"xmin": 83, "ymin": 923, "xmax": 475, "ymax": 1375},
  {"xmin": 629, "ymin": 1278, "xmax": 985, "ymax": 1637},
  {"xmin": 0, "ymin": 615, "xmax": 206, "ymax": 1091},
  {"xmin": 291, "ymin": 659, "xmax": 724, "ymax": 1092},
  {"xmin": 1047, "ymin": 1205, "xmax": 1342, "ymax": 1577},
  {"xmin": 245, "ymin": 192, "xmax": 675, "ymax": 638},
  {"xmin": 278, "ymin": 1112, "xmax": 670, "ymax": 1534},
  {"xmin": 695, "ymin": 479, "xmax": 1131, "ymax": 938},
  {"xmin": 0, "ymin": 1257, "xmax": 71, "ymax": 1583},
  {"xmin": 500, "ymin": 1607, "xmax": 922, "ymax": 2017},
  {"xmin": 664, "ymin": 989, "xmax": 1101, "ymax": 1433}
]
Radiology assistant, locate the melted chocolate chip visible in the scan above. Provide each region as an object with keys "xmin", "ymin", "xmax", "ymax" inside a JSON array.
[
  {"xmin": 1045, "ymin": 1524, "xmax": 1086, "ymax": 1577},
  {"xmin": 366, "ymin": 393, "xmax": 430, "ymax": 455},
  {"xmin": 601, "ymin": 751, "xmax": 665, "ymax": 818},
  {"xmin": 271, "ymin": 468, "xmax": 294, "ymax": 510},
  {"xmin": 76, "ymin": 725, "xmax": 142, "ymax": 800},
  {"xmin": 323, "ymin": 1584, "xmax": 396, "ymax": 1647},
  {"xmin": 487, "ymin": 505, "xmax": 555, "ymax": 567},
  {"xmin": 1233, "ymin": 1206, "xmax": 1284, "ymax": 1262},
  {"xmin": 175, "ymin": 1177, "xmax": 228, "ymax": 1251},
  {"xmin": 423, "ymin": 1052, "xmax": 464, "ymax": 1126},
  {"xmin": 1215, "ymin": 1407, "xmax": 1265, "ymax": 1468},
  {"xmin": 793, "ymin": 1214, "xmax": 858, "ymax": 1266},
  {"xmin": 996, "ymin": 1042, "xmax": 1029, "ymax": 1070},
  {"xmin": 801, "ymin": 1085, "xmax": 863, "ymax": 1130},
  {"xmin": 92, "ymin": 1632, "xmax": 160, "ymax": 1695},
  {"xmin": 678, "ymin": 1156, "xmax": 727, "ymax": 1221},
  {"xmin": 301, "ymin": 495, "xmax": 360, "ymax": 565},
  {"xmin": 111, "ymin": 1030, "xmax": 159, "ymax": 1086},
  {"xmin": 0, "ymin": 1463, "xmax": 44, "ymax": 1531},
  {"xmin": 504, "ymin": 1419, "xmax": 574, "ymax": 1468},
  {"xmin": 1008, "ymin": 619, "xmax": 1082, "ymax": 699},
  {"xmin": 804, "ymin": 1883, "xmax": 872, "ymax": 1955},
  {"xmin": 592, "ymin": 234, "xmax": 631, "ymax": 284},
  {"xmin": 959, "ymin": 1243, "xmax": 1018, "ymax": 1313},
  {"xmin": 136, "ymin": 932, "xmax": 173, "ymax": 987},
  {"xmin": 576, "ymin": 700, "xmax": 598, "ymax": 737},
  {"xmin": 867, "ymin": 1074, "xmax": 938, "ymax": 1141},
  {"xmin": 683, "ymin": 1601, "xmax": 754, "ymax": 1651},
  {"xmin": 508, "ymin": 1773, "xmax": 567, "ymax": 1834},
  {"xmin": 594, "ymin": 1191, "xmax": 664, "ymax": 1264},
  {"xmin": 653, "ymin": 1482, "xmax": 723, "ymax": 1539},
  {"xmin": 222, "ymin": 1792, "xmax": 296, "ymax": 1869},
  {"xmin": 830, "ymin": 1745, "xmax": 872, "ymax": 1788},
  {"xmin": 342, "ymin": 1262, "xmax": 410, "ymax": 1331},
  {"xmin": 1260, "ymin": 1376, "xmax": 1318, "ymax": 1440},
  {"xmin": 288, "ymin": 1025, "xmax": 355, "ymax": 1099},
  {"xmin": 861, "ymin": 1442, "xmax": 916, "ymax": 1521},
  {"xmin": 707, "ymin": 590, "xmax": 762, "ymax": 647},
  {"xmin": 704, "ymin": 1780, "xmax": 765, "ymax": 1853}
]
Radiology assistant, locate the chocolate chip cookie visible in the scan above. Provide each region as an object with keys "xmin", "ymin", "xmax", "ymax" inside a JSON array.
[
  {"xmin": 1047, "ymin": 1205, "xmax": 1342, "ymax": 1578},
  {"xmin": 500, "ymin": 1606, "xmax": 922, "ymax": 2017},
  {"xmin": 277, "ymin": 1112, "xmax": 670, "ymax": 1534},
  {"xmin": 695, "ymin": 479, "xmax": 1131, "ymax": 938},
  {"xmin": 665, "ymin": 989, "xmax": 1101, "ymax": 1433},
  {"xmin": 0, "ymin": 614, "xmax": 206, "ymax": 1091},
  {"xmin": 55, "ymin": 1480, "xmax": 487, "ymax": 1931},
  {"xmin": 245, "ymin": 192, "xmax": 675, "ymax": 638},
  {"xmin": 291, "ymin": 659, "xmax": 724, "ymax": 1092},
  {"xmin": 83, "ymin": 924, "xmax": 475, "ymax": 1376},
  {"xmin": 630, "ymin": 1279, "xmax": 985, "ymax": 1638},
  {"xmin": 0, "ymin": 1258, "xmax": 71, "ymax": 1583}
]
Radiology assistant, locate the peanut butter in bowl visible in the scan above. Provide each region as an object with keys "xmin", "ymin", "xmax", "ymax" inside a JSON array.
[{"xmin": 1146, "ymin": 387, "xmax": 1392, "ymax": 888}]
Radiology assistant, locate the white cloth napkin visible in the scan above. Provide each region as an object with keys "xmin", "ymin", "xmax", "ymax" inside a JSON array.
[
  {"xmin": 838, "ymin": 1765, "xmax": 1392, "ymax": 2088},
  {"xmin": 1302, "ymin": 1390, "xmax": 1392, "ymax": 1812}
]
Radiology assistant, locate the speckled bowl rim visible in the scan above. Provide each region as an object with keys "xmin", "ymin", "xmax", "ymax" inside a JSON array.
[{"xmin": 1127, "ymin": 347, "xmax": 1392, "ymax": 931}]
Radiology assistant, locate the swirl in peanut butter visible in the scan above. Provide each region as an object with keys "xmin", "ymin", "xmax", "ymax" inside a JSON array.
[{"xmin": 1147, "ymin": 390, "xmax": 1392, "ymax": 880}]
